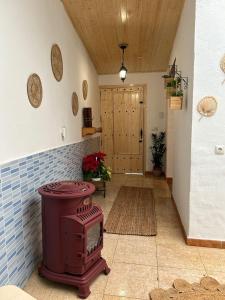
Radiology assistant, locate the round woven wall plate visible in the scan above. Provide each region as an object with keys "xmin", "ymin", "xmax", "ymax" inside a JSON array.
[
  {"xmin": 51, "ymin": 44, "xmax": 63, "ymax": 81},
  {"xmin": 197, "ymin": 96, "xmax": 217, "ymax": 117},
  {"xmin": 220, "ymin": 54, "xmax": 225, "ymax": 73},
  {"xmin": 72, "ymin": 92, "xmax": 79, "ymax": 116},
  {"xmin": 27, "ymin": 73, "xmax": 42, "ymax": 108},
  {"xmin": 82, "ymin": 80, "xmax": 88, "ymax": 100}
]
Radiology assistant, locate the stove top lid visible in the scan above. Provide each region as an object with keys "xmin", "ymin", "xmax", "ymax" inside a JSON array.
[{"xmin": 38, "ymin": 181, "xmax": 95, "ymax": 198}]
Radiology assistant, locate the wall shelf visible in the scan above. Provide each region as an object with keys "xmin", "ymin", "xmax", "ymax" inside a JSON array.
[{"xmin": 82, "ymin": 127, "xmax": 102, "ymax": 137}]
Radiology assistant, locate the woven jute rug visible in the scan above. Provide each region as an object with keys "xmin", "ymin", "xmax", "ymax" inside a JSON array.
[
  {"xmin": 104, "ymin": 186, "xmax": 156, "ymax": 236},
  {"xmin": 150, "ymin": 276, "xmax": 225, "ymax": 299}
]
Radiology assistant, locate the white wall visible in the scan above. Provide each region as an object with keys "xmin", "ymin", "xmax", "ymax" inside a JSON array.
[
  {"xmin": 99, "ymin": 73, "xmax": 166, "ymax": 171},
  {"xmin": 168, "ymin": 0, "xmax": 196, "ymax": 233},
  {"xmin": 189, "ymin": 0, "xmax": 225, "ymax": 240},
  {"xmin": 0, "ymin": 0, "xmax": 100, "ymax": 165}
]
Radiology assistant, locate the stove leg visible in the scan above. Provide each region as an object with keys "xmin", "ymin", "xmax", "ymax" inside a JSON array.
[
  {"xmin": 78, "ymin": 285, "xmax": 91, "ymax": 299},
  {"xmin": 104, "ymin": 265, "xmax": 111, "ymax": 275},
  {"xmin": 38, "ymin": 265, "xmax": 45, "ymax": 278}
]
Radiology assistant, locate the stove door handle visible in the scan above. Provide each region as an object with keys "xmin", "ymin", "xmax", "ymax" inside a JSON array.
[{"xmin": 72, "ymin": 233, "xmax": 84, "ymax": 239}]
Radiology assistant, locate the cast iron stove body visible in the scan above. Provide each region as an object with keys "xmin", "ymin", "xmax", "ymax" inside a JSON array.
[{"xmin": 38, "ymin": 181, "xmax": 110, "ymax": 298}]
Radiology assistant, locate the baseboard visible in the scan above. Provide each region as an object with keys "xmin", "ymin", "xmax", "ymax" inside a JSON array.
[
  {"xmin": 145, "ymin": 171, "xmax": 166, "ymax": 177},
  {"xmin": 170, "ymin": 193, "xmax": 188, "ymax": 244},
  {"xmin": 166, "ymin": 177, "xmax": 173, "ymax": 186},
  {"xmin": 186, "ymin": 238, "xmax": 225, "ymax": 249},
  {"xmin": 145, "ymin": 171, "xmax": 152, "ymax": 176},
  {"xmin": 171, "ymin": 191, "xmax": 225, "ymax": 249}
]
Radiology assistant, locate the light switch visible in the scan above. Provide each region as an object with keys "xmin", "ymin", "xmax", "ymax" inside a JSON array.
[
  {"xmin": 215, "ymin": 145, "xmax": 224, "ymax": 155},
  {"xmin": 61, "ymin": 127, "xmax": 66, "ymax": 141}
]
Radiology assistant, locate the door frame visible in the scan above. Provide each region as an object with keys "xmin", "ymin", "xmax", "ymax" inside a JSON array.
[{"xmin": 99, "ymin": 84, "xmax": 147, "ymax": 174}]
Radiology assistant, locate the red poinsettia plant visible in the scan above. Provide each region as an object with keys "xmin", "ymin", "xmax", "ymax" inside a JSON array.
[{"xmin": 82, "ymin": 152, "xmax": 111, "ymax": 181}]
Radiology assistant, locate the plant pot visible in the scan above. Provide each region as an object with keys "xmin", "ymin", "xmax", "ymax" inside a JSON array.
[
  {"xmin": 169, "ymin": 96, "xmax": 183, "ymax": 110},
  {"xmin": 91, "ymin": 177, "xmax": 101, "ymax": 182},
  {"xmin": 152, "ymin": 167, "xmax": 162, "ymax": 177}
]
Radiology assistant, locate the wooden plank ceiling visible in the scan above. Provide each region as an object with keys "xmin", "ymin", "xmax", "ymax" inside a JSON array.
[{"xmin": 63, "ymin": 0, "xmax": 184, "ymax": 74}]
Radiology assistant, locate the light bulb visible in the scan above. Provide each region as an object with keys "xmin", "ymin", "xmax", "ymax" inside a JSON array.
[{"xmin": 119, "ymin": 65, "xmax": 127, "ymax": 82}]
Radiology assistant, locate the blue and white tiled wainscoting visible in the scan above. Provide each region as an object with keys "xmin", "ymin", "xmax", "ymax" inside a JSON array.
[{"xmin": 0, "ymin": 137, "xmax": 100, "ymax": 287}]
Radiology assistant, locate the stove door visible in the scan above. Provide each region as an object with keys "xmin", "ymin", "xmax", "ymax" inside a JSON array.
[{"xmin": 87, "ymin": 222, "xmax": 101, "ymax": 253}]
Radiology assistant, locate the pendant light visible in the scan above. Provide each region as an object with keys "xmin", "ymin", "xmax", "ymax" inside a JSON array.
[{"xmin": 119, "ymin": 43, "xmax": 128, "ymax": 82}]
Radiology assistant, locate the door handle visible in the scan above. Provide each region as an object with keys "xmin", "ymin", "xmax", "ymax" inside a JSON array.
[{"xmin": 139, "ymin": 129, "xmax": 143, "ymax": 143}]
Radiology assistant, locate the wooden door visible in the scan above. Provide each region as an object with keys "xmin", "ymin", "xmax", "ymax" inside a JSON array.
[{"xmin": 100, "ymin": 86, "xmax": 144, "ymax": 174}]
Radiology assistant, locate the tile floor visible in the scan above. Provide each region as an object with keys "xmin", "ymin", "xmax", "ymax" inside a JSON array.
[{"xmin": 24, "ymin": 174, "xmax": 225, "ymax": 300}]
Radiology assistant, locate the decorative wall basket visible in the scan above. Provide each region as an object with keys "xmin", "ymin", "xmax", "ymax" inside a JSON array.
[
  {"xmin": 169, "ymin": 96, "xmax": 183, "ymax": 110},
  {"xmin": 220, "ymin": 54, "xmax": 225, "ymax": 84},
  {"xmin": 72, "ymin": 92, "xmax": 79, "ymax": 116},
  {"xmin": 197, "ymin": 96, "xmax": 217, "ymax": 117},
  {"xmin": 27, "ymin": 73, "xmax": 43, "ymax": 108},
  {"xmin": 220, "ymin": 54, "xmax": 225, "ymax": 73},
  {"xmin": 51, "ymin": 44, "xmax": 63, "ymax": 81},
  {"xmin": 82, "ymin": 80, "xmax": 88, "ymax": 100}
]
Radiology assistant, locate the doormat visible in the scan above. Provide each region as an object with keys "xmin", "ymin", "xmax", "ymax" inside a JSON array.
[
  {"xmin": 150, "ymin": 276, "xmax": 225, "ymax": 299},
  {"xmin": 104, "ymin": 186, "xmax": 156, "ymax": 236}
]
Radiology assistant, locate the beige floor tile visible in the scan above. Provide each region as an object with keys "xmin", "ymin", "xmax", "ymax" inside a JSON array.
[
  {"xmin": 156, "ymin": 211, "xmax": 179, "ymax": 222},
  {"xmin": 103, "ymin": 295, "xmax": 139, "ymax": 300},
  {"xmin": 155, "ymin": 197, "xmax": 174, "ymax": 209},
  {"xmin": 102, "ymin": 236, "xmax": 118, "ymax": 263},
  {"xmin": 155, "ymin": 204, "xmax": 175, "ymax": 214},
  {"xmin": 90, "ymin": 273, "xmax": 109, "ymax": 294},
  {"xmin": 124, "ymin": 181, "xmax": 143, "ymax": 188},
  {"xmin": 105, "ymin": 262, "xmax": 158, "ymax": 300},
  {"xmin": 104, "ymin": 233, "xmax": 120, "ymax": 240},
  {"xmin": 158, "ymin": 266, "xmax": 207, "ymax": 289},
  {"xmin": 43, "ymin": 283, "xmax": 103, "ymax": 300},
  {"xmin": 156, "ymin": 220, "xmax": 181, "ymax": 230},
  {"xmin": 199, "ymin": 247, "xmax": 225, "ymax": 272},
  {"xmin": 156, "ymin": 228, "xmax": 186, "ymax": 247},
  {"xmin": 157, "ymin": 244, "xmax": 205, "ymax": 270},
  {"xmin": 24, "ymin": 271, "xmax": 54, "ymax": 299},
  {"xmin": 153, "ymin": 188, "xmax": 171, "ymax": 199},
  {"xmin": 153, "ymin": 179, "xmax": 169, "ymax": 189},
  {"xmin": 25, "ymin": 174, "xmax": 219, "ymax": 300},
  {"xmin": 109, "ymin": 175, "xmax": 127, "ymax": 186},
  {"xmin": 24, "ymin": 269, "xmax": 108, "ymax": 298},
  {"xmin": 98, "ymin": 202, "xmax": 113, "ymax": 213},
  {"xmin": 118, "ymin": 234, "xmax": 156, "ymax": 242},
  {"xmin": 114, "ymin": 237, "xmax": 157, "ymax": 266}
]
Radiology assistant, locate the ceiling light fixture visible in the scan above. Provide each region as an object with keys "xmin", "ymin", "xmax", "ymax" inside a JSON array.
[{"xmin": 119, "ymin": 43, "xmax": 128, "ymax": 82}]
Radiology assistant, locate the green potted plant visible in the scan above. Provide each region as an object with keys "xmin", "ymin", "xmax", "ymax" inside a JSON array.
[
  {"xmin": 170, "ymin": 89, "xmax": 183, "ymax": 110},
  {"xmin": 151, "ymin": 132, "xmax": 166, "ymax": 176}
]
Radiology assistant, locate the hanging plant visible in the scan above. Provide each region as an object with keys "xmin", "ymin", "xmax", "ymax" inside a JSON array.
[
  {"xmin": 165, "ymin": 79, "xmax": 176, "ymax": 98},
  {"xmin": 171, "ymin": 90, "xmax": 183, "ymax": 97},
  {"xmin": 164, "ymin": 77, "xmax": 173, "ymax": 88},
  {"xmin": 165, "ymin": 77, "xmax": 181, "ymax": 98}
]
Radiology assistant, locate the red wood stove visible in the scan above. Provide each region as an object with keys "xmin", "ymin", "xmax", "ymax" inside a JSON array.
[{"xmin": 38, "ymin": 181, "xmax": 110, "ymax": 298}]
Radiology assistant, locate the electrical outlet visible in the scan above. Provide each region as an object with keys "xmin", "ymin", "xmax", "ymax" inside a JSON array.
[{"xmin": 215, "ymin": 145, "xmax": 224, "ymax": 155}]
